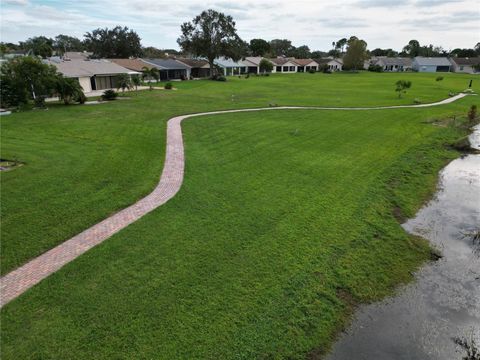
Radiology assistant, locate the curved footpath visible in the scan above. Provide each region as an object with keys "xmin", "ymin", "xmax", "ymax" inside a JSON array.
[{"xmin": 0, "ymin": 93, "xmax": 472, "ymax": 307}]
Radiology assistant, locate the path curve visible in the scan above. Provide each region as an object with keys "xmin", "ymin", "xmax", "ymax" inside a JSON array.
[{"xmin": 0, "ymin": 93, "xmax": 471, "ymax": 307}]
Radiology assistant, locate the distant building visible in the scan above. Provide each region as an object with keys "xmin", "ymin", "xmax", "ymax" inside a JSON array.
[
  {"xmin": 176, "ymin": 58, "xmax": 211, "ymax": 78},
  {"xmin": 449, "ymin": 57, "xmax": 480, "ymax": 74},
  {"xmin": 374, "ymin": 57, "xmax": 412, "ymax": 72},
  {"xmin": 314, "ymin": 58, "xmax": 343, "ymax": 71},
  {"xmin": 413, "ymin": 57, "xmax": 451, "ymax": 72},
  {"xmin": 269, "ymin": 58, "xmax": 298, "ymax": 73},
  {"xmin": 141, "ymin": 58, "xmax": 191, "ymax": 80},
  {"xmin": 214, "ymin": 57, "xmax": 247, "ymax": 76},
  {"xmin": 294, "ymin": 59, "xmax": 319, "ymax": 72}
]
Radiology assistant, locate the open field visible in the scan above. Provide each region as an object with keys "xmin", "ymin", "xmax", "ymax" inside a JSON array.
[{"xmin": 1, "ymin": 72, "xmax": 479, "ymax": 358}]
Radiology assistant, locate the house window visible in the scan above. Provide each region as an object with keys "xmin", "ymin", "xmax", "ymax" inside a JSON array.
[
  {"xmin": 460, "ymin": 66, "xmax": 464, "ymax": 70},
  {"xmin": 289, "ymin": 66, "xmax": 295, "ymax": 72},
  {"xmin": 283, "ymin": 66, "xmax": 288, "ymax": 72},
  {"xmin": 276, "ymin": 66, "xmax": 281, "ymax": 72}
]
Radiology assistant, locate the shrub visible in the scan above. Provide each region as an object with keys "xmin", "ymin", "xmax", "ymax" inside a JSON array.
[
  {"xmin": 448, "ymin": 92, "xmax": 456, "ymax": 97},
  {"xmin": 468, "ymin": 104, "xmax": 477, "ymax": 124},
  {"xmin": 75, "ymin": 92, "xmax": 87, "ymax": 104},
  {"xmin": 259, "ymin": 58, "xmax": 273, "ymax": 73},
  {"xmin": 308, "ymin": 69, "xmax": 316, "ymax": 74},
  {"xmin": 216, "ymin": 76, "xmax": 227, "ymax": 82},
  {"xmin": 436, "ymin": 76, "xmax": 444, "ymax": 81},
  {"xmin": 368, "ymin": 64, "xmax": 383, "ymax": 72},
  {"xmin": 33, "ymin": 95, "xmax": 46, "ymax": 108},
  {"xmin": 413, "ymin": 98, "xmax": 422, "ymax": 104},
  {"xmin": 101, "ymin": 89, "xmax": 118, "ymax": 101},
  {"xmin": 395, "ymin": 80, "xmax": 412, "ymax": 98},
  {"xmin": 164, "ymin": 82, "xmax": 173, "ymax": 90},
  {"xmin": 245, "ymin": 73, "xmax": 250, "ymax": 79}
]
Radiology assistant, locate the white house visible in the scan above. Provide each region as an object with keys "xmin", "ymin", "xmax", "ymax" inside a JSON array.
[
  {"xmin": 270, "ymin": 58, "xmax": 298, "ymax": 73},
  {"xmin": 294, "ymin": 59, "xmax": 319, "ymax": 72},
  {"xmin": 241, "ymin": 57, "xmax": 262, "ymax": 74},
  {"xmin": 214, "ymin": 57, "xmax": 246, "ymax": 76},
  {"xmin": 374, "ymin": 57, "xmax": 412, "ymax": 72},
  {"xmin": 315, "ymin": 58, "xmax": 343, "ymax": 71},
  {"xmin": 449, "ymin": 57, "xmax": 480, "ymax": 74}
]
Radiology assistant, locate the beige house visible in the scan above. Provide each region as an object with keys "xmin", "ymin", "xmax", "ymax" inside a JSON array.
[
  {"xmin": 294, "ymin": 59, "xmax": 319, "ymax": 72},
  {"xmin": 315, "ymin": 58, "xmax": 343, "ymax": 71},
  {"xmin": 47, "ymin": 58, "xmax": 136, "ymax": 93}
]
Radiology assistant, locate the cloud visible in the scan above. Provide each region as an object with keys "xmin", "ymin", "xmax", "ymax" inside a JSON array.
[
  {"xmin": 3, "ymin": 0, "xmax": 29, "ymax": 5},
  {"xmin": 0, "ymin": 0, "xmax": 478, "ymax": 51}
]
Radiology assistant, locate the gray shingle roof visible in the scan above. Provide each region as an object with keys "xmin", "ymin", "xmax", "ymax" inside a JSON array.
[
  {"xmin": 414, "ymin": 57, "xmax": 451, "ymax": 66},
  {"xmin": 377, "ymin": 57, "xmax": 412, "ymax": 66},
  {"xmin": 142, "ymin": 58, "xmax": 191, "ymax": 70},
  {"xmin": 450, "ymin": 57, "xmax": 480, "ymax": 66}
]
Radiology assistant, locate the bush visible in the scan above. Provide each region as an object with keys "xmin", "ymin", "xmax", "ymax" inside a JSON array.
[
  {"xmin": 308, "ymin": 69, "xmax": 316, "ymax": 74},
  {"xmin": 164, "ymin": 82, "xmax": 173, "ymax": 90},
  {"xmin": 101, "ymin": 89, "xmax": 118, "ymax": 101},
  {"xmin": 448, "ymin": 92, "xmax": 456, "ymax": 97},
  {"xmin": 413, "ymin": 98, "xmax": 422, "ymax": 104},
  {"xmin": 216, "ymin": 76, "xmax": 227, "ymax": 82},
  {"xmin": 75, "ymin": 92, "xmax": 87, "ymax": 104},
  {"xmin": 245, "ymin": 73, "xmax": 250, "ymax": 79},
  {"xmin": 436, "ymin": 76, "xmax": 444, "ymax": 81},
  {"xmin": 33, "ymin": 95, "xmax": 46, "ymax": 108},
  {"xmin": 368, "ymin": 64, "xmax": 383, "ymax": 72}
]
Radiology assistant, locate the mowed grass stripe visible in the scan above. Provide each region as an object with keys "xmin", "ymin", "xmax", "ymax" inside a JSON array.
[{"xmin": 2, "ymin": 102, "xmax": 478, "ymax": 359}]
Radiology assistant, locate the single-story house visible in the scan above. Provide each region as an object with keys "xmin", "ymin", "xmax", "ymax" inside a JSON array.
[
  {"xmin": 241, "ymin": 57, "xmax": 262, "ymax": 74},
  {"xmin": 176, "ymin": 58, "xmax": 211, "ymax": 78},
  {"xmin": 449, "ymin": 57, "xmax": 480, "ymax": 74},
  {"xmin": 294, "ymin": 59, "xmax": 319, "ymax": 72},
  {"xmin": 214, "ymin": 57, "xmax": 247, "ymax": 76},
  {"xmin": 374, "ymin": 57, "xmax": 412, "ymax": 72},
  {"xmin": 141, "ymin": 58, "xmax": 191, "ymax": 80},
  {"xmin": 46, "ymin": 58, "xmax": 136, "ymax": 93},
  {"xmin": 270, "ymin": 58, "xmax": 298, "ymax": 73},
  {"xmin": 413, "ymin": 57, "xmax": 451, "ymax": 72},
  {"xmin": 314, "ymin": 58, "xmax": 343, "ymax": 71}
]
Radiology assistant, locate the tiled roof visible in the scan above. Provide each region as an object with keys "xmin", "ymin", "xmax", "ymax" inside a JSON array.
[
  {"xmin": 293, "ymin": 58, "xmax": 318, "ymax": 66},
  {"xmin": 376, "ymin": 57, "xmax": 412, "ymax": 66},
  {"xmin": 109, "ymin": 58, "xmax": 154, "ymax": 72}
]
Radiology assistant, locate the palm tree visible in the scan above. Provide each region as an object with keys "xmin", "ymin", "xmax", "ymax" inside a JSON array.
[
  {"xmin": 116, "ymin": 73, "xmax": 132, "ymax": 93},
  {"xmin": 56, "ymin": 77, "xmax": 85, "ymax": 105},
  {"xmin": 141, "ymin": 67, "xmax": 160, "ymax": 90}
]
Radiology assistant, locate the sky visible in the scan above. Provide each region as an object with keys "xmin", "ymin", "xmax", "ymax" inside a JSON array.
[{"xmin": 1, "ymin": 0, "xmax": 479, "ymax": 52}]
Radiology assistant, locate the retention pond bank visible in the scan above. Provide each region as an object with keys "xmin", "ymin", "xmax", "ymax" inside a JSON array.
[{"xmin": 327, "ymin": 125, "xmax": 480, "ymax": 360}]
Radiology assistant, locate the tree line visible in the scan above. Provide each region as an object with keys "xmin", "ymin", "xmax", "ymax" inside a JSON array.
[{"xmin": 2, "ymin": 17, "xmax": 479, "ymax": 61}]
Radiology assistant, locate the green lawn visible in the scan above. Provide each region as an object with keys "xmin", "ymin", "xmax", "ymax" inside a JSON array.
[{"xmin": 1, "ymin": 72, "xmax": 478, "ymax": 359}]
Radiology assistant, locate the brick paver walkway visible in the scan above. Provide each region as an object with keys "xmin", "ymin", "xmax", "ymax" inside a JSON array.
[{"xmin": 0, "ymin": 93, "xmax": 470, "ymax": 307}]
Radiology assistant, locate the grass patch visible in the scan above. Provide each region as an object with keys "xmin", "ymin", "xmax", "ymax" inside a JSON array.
[{"xmin": 1, "ymin": 94, "xmax": 478, "ymax": 358}]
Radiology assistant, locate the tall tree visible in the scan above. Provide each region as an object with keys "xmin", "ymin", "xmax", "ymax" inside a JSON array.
[
  {"xmin": 84, "ymin": 26, "xmax": 142, "ymax": 58},
  {"xmin": 269, "ymin": 39, "xmax": 294, "ymax": 57},
  {"xmin": 177, "ymin": 9, "xmax": 245, "ymax": 77},
  {"xmin": 249, "ymin": 38, "xmax": 270, "ymax": 57},
  {"xmin": 142, "ymin": 46, "xmax": 165, "ymax": 58},
  {"xmin": 343, "ymin": 38, "xmax": 368, "ymax": 71},
  {"xmin": 335, "ymin": 38, "xmax": 348, "ymax": 53},
  {"xmin": 290, "ymin": 45, "xmax": 310, "ymax": 58},
  {"xmin": 21, "ymin": 36, "xmax": 54, "ymax": 58},
  {"xmin": 403, "ymin": 39, "xmax": 420, "ymax": 57},
  {"xmin": 54, "ymin": 35, "xmax": 84, "ymax": 54}
]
